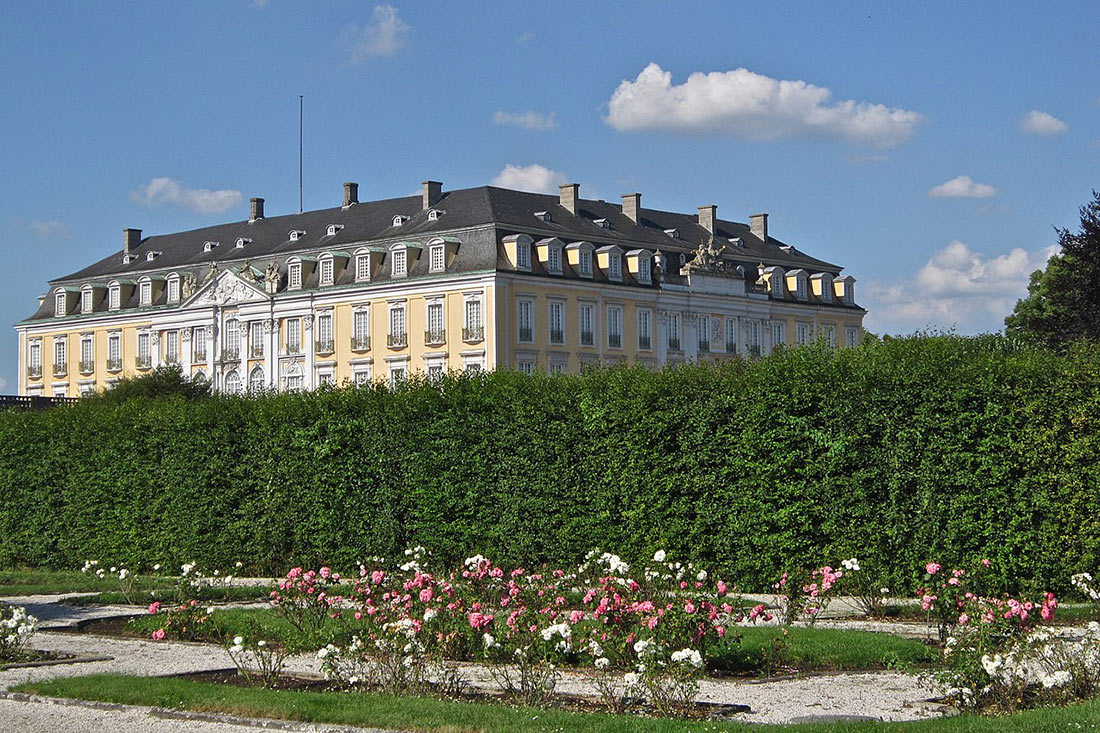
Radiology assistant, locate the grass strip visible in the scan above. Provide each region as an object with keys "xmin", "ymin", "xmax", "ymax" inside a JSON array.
[{"xmin": 14, "ymin": 674, "xmax": 1100, "ymax": 732}]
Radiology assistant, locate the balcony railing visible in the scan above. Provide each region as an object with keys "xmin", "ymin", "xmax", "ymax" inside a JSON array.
[
  {"xmin": 549, "ymin": 329, "xmax": 564, "ymax": 345},
  {"xmin": 79, "ymin": 359, "xmax": 95, "ymax": 374},
  {"xmin": 462, "ymin": 325, "xmax": 484, "ymax": 342},
  {"xmin": 135, "ymin": 355, "xmax": 151, "ymax": 369},
  {"xmin": 193, "ymin": 350, "xmax": 207, "ymax": 363},
  {"xmin": 518, "ymin": 327, "xmax": 533, "ymax": 343},
  {"xmin": 424, "ymin": 330, "xmax": 446, "ymax": 346},
  {"xmin": 668, "ymin": 337, "xmax": 681, "ymax": 351},
  {"xmin": 250, "ymin": 344, "xmax": 265, "ymax": 358},
  {"xmin": 746, "ymin": 344, "xmax": 761, "ymax": 357},
  {"xmin": 608, "ymin": 333, "xmax": 622, "ymax": 348},
  {"xmin": 164, "ymin": 355, "xmax": 179, "ymax": 366},
  {"xmin": 223, "ymin": 348, "xmax": 240, "ymax": 361},
  {"xmin": 283, "ymin": 343, "xmax": 300, "ymax": 356},
  {"xmin": 351, "ymin": 336, "xmax": 371, "ymax": 352},
  {"xmin": 315, "ymin": 339, "xmax": 334, "ymax": 355},
  {"xmin": 638, "ymin": 335, "xmax": 651, "ymax": 350},
  {"xmin": 698, "ymin": 340, "xmax": 710, "ymax": 353},
  {"xmin": 387, "ymin": 333, "xmax": 407, "ymax": 348},
  {"xmin": 580, "ymin": 331, "xmax": 594, "ymax": 347},
  {"xmin": 107, "ymin": 357, "xmax": 122, "ymax": 372},
  {"xmin": 27, "ymin": 364, "xmax": 42, "ymax": 378},
  {"xmin": 53, "ymin": 362, "xmax": 67, "ymax": 377},
  {"xmin": 725, "ymin": 342, "xmax": 737, "ymax": 354}
]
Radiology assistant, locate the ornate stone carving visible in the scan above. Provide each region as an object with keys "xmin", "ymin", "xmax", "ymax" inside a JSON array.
[
  {"xmin": 263, "ymin": 318, "xmax": 275, "ymax": 334},
  {"xmin": 192, "ymin": 272, "xmax": 265, "ymax": 307},
  {"xmin": 181, "ymin": 328, "xmax": 191, "ymax": 342},
  {"xmin": 689, "ymin": 236, "xmax": 728, "ymax": 272},
  {"xmin": 202, "ymin": 262, "xmax": 218, "ymax": 284},
  {"xmin": 265, "ymin": 262, "xmax": 280, "ymax": 292},
  {"xmin": 303, "ymin": 314, "xmax": 314, "ymax": 332},
  {"xmin": 181, "ymin": 272, "xmax": 196, "ymax": 299}
]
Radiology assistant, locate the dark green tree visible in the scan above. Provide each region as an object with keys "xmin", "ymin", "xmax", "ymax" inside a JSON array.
[
  {"xmin": 1006, "ymin": 190, "xmax": 1100, "ymax": 347},
  {"xmin": 92, "ymin": 364, "xmax": 212, "ymax": 403}
]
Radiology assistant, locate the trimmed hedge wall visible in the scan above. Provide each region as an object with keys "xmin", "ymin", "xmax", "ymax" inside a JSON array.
[{"xmin": 1, "ymin": 334, "xmax": 1098, "ymax": 594}]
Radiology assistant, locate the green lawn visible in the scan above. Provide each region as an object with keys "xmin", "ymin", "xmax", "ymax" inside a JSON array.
[
  {"xmin": 67, "ymin": 585, "xmax": 271, "ymax": 606},
  {"xmin": 717, "ymin": 627, "xmax": 937, "ymax": 672},
  {"xmin": 15, "ymin": 674, "xmax": 1100, "ymax": 732},
  {"xmin": 0, "ymin": 569, "xmax": 130, "ymax": 596}
]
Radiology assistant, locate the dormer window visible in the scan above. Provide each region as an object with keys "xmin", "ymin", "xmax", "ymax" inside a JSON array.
[
  {"xmin": 81, "ymin": 287, "xmax": 93, "ymax": 313},
  {"xmin": 355, "ymin": 250, "xmax": 371, "ymax": 282},
  {"xmin": 392, "ymin": 247, "xmax": 408, "ymax": 277},
  {"xmin": 287, "ymin": 259, "xmax": 302, "ymax": 289},
  {"xmin": 54, "ymin": 291, "xmax": 66, "ymax": 317},
  {"xmin": 326, "ymin": 224, "xmax": 344, "ymax": 236},
  {"xmin": 429, "ymin": 244, "xmax": 445, "ymax": 272},
  {"xmin": 548, "ymin": 246, "xmax": 562, "ymax": 274},
  {"xmin": 609, "ymin": 253, "xmax": 621, "ymax": 280},
  {"xmin": 771, "ymin": 272, "xmax": 783, "ymax": 295},
  {"xmin": 580, "ymin": 250, "xmax": 592, "ymax": 276},
  {"xmin": 535, "ymin": 211, "xmax": 551, "ymax": 223},
  {"xmin": 392, "ymin": 215, "xmax": 408, "ymax": 227},
  {"xmin": 122, "ymin": 254, "xmax": 137, "ymax": 264},
  {"xmin": 517, "ymin": 242, "xmax": 531, "ymax": 269},
  {"xmin": 139, "ymin": 279, "xmax": 152, "ymax": 306},
  {"xmin": 145, "ymin": 251, "xmax": 161, "ymax": 262},
  {"xmin": 664, "ymin": 228, "xmax": 679, "ymax": 239},
  {"xmin": 204, "ymin": 241, "xmax": 219, "ymax": 253},
  {"xmin": 796, "ymin": 277, "xmax": 807, "ymax": 300},
  {"xmin": 594, "ymin": 218, "xmax": 611, "ymax": 229},
  {"xmin": 730, "ymin": 237, "xmax": 744, "ymax": 248},
  {"xmin": 109, "ymin": 283, "xmax": 120, "ymax": 310},
  {"xmin": 167, "ymin": 275, "xmax": 180, "ymax": 303},
  {"xmin": 236, "ymin": 237, "xmax": 251, "ymax": 248},
  {"xmin": 289, "ymin": 230, "xmax": 306, "ymax": 242},
  {"xmin": 427, "ymin": 209, "xmax": 443, "ymax": 222},
  {"xmin": 319, "ymin": 256, "xmax": 334, "ymax": 286},
  {"xmin": 638, "ymin": 256, "xmax": 651, "ymax": 284}
]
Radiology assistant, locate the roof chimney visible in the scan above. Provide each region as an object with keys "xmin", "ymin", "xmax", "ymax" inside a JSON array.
[
  {"xmin": 343, "ymin": 182, "xmax": 359, "ymax": 208},
  {"xmin": 622, "ymin": 192, "xmax": 641, "ymax": 223},
  {"xmin": 697, "ymin": 205, "xmax": 717, "ymax": 234},
  {"xmin": 559, "ymin": 183, "xmax": 579, "ymax": 215},
  {"xmin": 750, "ymin": 212, "xmax": 769, "ymax": 242},
  {"xmin": 422, "ymin": 180, "xmax": 442, "ymax": 210},
  {"xmin": 249, "ymin": 197, "xmax": 265, "ymax": 223},
  {"xmin": 123, "ymin": 228, "xmax": 142, "ymax": 256}
]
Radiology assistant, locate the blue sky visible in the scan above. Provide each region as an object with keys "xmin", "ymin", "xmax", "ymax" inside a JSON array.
[{"xmin": 2, "ymin": 1, "xmax": 1097, "ymax": 389}]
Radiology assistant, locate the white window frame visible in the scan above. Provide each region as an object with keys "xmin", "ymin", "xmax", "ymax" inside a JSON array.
[
  {"xmin": 249, "ymin": 366, "xmax": 265, "ymax": 393},
  {"xmin": 579, "ymin": 250, "xmax": 593, "ymax": 277},
  {"xmin": 165, "ymin": 330, "xmax": 179, "ymax": 363},
  {"xmin": 823, "ymin": 323, "xmax": 837, "ymax": 347},
  {"xmin": 669, "ymin": 313, "xmax": 681, "ymax": 350},
  {"xmin": 355, "ymin": 252, "xmax": 371, "ymax": 282},
  {"xmin": 638, "ymin": 256, "xmax": 652, "ymax": 284},
  {"xmin": 139, "ymin": 279, "xmax": 152, "ymax": 306},
  {"xmin": 516, "ymin": 242, "xmax": 531, "ymax": 270},
  {"xmin": 107, "ymin": 332, "xmax": 121, "ymax": 366},
  {"xmin": 392, "ymin": 247, "xmax": 408, "ymax": 277},
  {"xmin": 548, "ymin": 360, "xmax": 566, "ymax": 376},
  {"xmin": 285, "ymin": 318, "xmax": 301, "ymax": 354},
  {"xmin": 192, "ymin": 326, "xmax": 207, "ymax": 360},
  {"xmin": 429, "ymin": 244, "xmax": 445, "ymax": 273},
  {"xmin": 55, "ymin": 291, "xmax": 66, "ymax": 317},
  {"xmin": 464, "ymin": 297, "xmax": 483, "ymax": 334},
  {"xmin": 288, "ymin": 259, "xmax": 302, "ymax": 290},
  {"xmin": 136, "ymin": 331, "xmax": 150, "ymax": 363},
  {"xmin": 388, "ymin": 303, "xmax": 407, "ymax": 345},
  {"xmin": 607, "ymin": 305, "xmax": 623, "ymax": 348},
  {"xmin": 29, "ymin": 341, "xmax": 42, "ymax": 371},
  {"xmin": 846, "ymin": 326, "xmax": 859, "ymax": 347},
  {"xmin": 579, "ymin": 302, "xmax": 595, "ymax": 346},
  {"xmin": 353, "ymin": 308, "xmax": 370, "ymax": 347},
  {"xmin": 608, "ymin": 253, "xmax": 622, "ymax": 281},
  {"xmin": 517, "ymin": 298, "xmax": 534, "ymax": 343},
  {"xmin": 772, "ymin": 322, "xmax": 786, "ymax": 349},
  {"xmin": 796, "ymin": 276, "xmax": 807, "ymax": 301},
  {"xmin": 317, "ymin": 311, "xmax": 334, "ymax": 349},
  {"xmin": 548, "ymin": 299, "xmax": 565, "ymax": 345},
  {"xmin": 250, "ymin": 321, "xmax": 264, "ymax": 356},
  {"xmin": 109, "ymin": 284, "xmax": 120, "ymax": 310},
  {"xmin": 225, "ymin": 369, "xmax": 241, "ymax": 394},
  {"xmin": 388, "ymin": 362, "xmax": 408, "ymax": 387},
  {"xmin": 796, "ymin": 322, "xmax": 811, "ymax": 345},
  {"xmin": 319, "ymin": 256, "xmax": 334, "ymax": 286},
  {"xmin": 80, "ymin": 335, "xmax": 93, "ymax": 366},
  {"xmin": 517, "ymin": 358, "xmax": 535, "ymax": 375},
  {"xmin": 637, "ymin": 308, "xmax": 652, "ymax": 350},
  {"xmin": 81, "ymin": 287, "xmax": 93, "ymax": 313},
  {"xmin": 725, "ymin": 317, "xmax": 738, "ymax": 352},
  {"xmin": 354, "ymin": 367, "xmax": 372, "ymax": 386},
  {"xmin": 167, "ymin": 276, "xmax": 180, "ymax": 303},
  {"xmin": 284, "ymin": 365, "xmax": 303, "ymax": 393},
  {"xmin": 548, "ymin": 246, "xmax": 562, "ymax": 274}
]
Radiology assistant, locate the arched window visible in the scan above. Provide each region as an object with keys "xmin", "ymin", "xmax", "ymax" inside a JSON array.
[
  {"xmin": 249, "ymin": 366, "xmax": 265, "ymax": 393},
  {"xmin": 192, "ymin": 370, "xmax": 207, "ymax": 384},
  {"xmin": 224, "ymin": 369, "xmax": 240, "ymax": 394},
  {"xmin": 284, "ymin": 363, "xmax": 303, "ymax": 393}
]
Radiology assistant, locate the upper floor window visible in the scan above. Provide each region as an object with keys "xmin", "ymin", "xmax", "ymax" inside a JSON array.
[
  {"xmin": 579, "ymin": 303, "xmax": 595, "ymax": 346},
  {"xmin": 516, "ymin": 242, "xmax": 531, "ymax": 270},
  {"xmin": 288, "ymin": 260, "xmax": 302, "ymax": 289},
  {"xmin": 427, "ymin": 208, "xmax": 442, "ymax": 222},
  {"xmin": 796, "ymin": 322, "xmax": 811, "ymax": 345},
  {"xmin": 392, "ymin": 215, "xmax": 407, "ymax": 227},
  {"xmin": 109, "ymin": 284, "xmax": 120, "ymax": 310},
  {"xmin": 772, "ymin": 322, "xmax": 786, "ymax": 348},
  {"xmin": 326, "ymin": 224, "xmax": 343, "ymax": 237},
  {"xmin": 54, "ymin": 292, "xmax": 66, "ymax": 317},
  {"xmin": 388, "ymin": 305, "xmax": 407, "ymax": 347},
  {"xmin": 517, "ymin": 298, "xmax": 533, "ymax": 343},
  {"xmin": 355, "ymin": 253, "xmax": 371, "ymax": 282},
  {"xmin": 319, "ymin": 257, "xmax": 334, "ymax": 286},
  {"xmin": 668, "ymin": 313, "xmax": 681, "ymax": 350},
  {"xmin": 249, "ymin": 321, "xmax": 264, "ymax": 357},
  {"xmin": 165, "ymin": 330, "xmax": 179, "ymax": 363},
  {"xmin": 167, "ymin": 277, "xmax": 180, "ymax": 303},
  {"xmin": 725, "ymin": 317, "xmax": 737, "ymax": 353},
  {"xmin": 796, "ymin": 277, "xmax": 807, "ymax": 300},
  {"xmin": 353, "ymin": 308, "xmax": 370, "ymax": 349},
  {"xmin": 548, "ymin": 246, "xmax": 562, "ymax": 274},
  {"xmin": 317, "ymin": 311, "xmax": 334, "ymax": 351},
  {"xmin": 579, "ymin": 250, "xmax": 593, "ymax": 277},
  {"xmin": 426, "ymin": 301, "xmax": 445, "ymax": 344},
  {"xmin": 392, "ymin": 248, "xmax": 408, "ymax": 277},
  {"xmin": 193, "ymin": 326, "xmax": 207, "ymax": 360},
  {"xmin": 29, "ymin": 341, "xmax": 42, "ymax": 370},
  {"xmin": 81, "ymin": 288, "xmax": 93, "ymax": 313},
  {"xmin": 608, "ymin": 253, "xmax": 622, "ymax": 281},
  {"xmin": 698, "ymin": 315, "xmax": 710, "ymax": 352},
  {"xmin": 80, "ymin": 336, "xmax": 93, "ymax": 367},
  {"xmin": 464, "ymin": 298, "xmax": 483, "ymax": 341},
  {"xmin": 139, "ymin": 280, "xmax": 152, "ymax": 306},
  {"xmin": 638, "ymin": 256, "xmax": 652, "ymax": 284},
  {"xmin": 136, "ymin": 331, "xmax": 150, "ymax": 363},
  {"xmin": 285, "ymin": 318, "xmax": 301, "ymax": 354},
  {"xmin": 53, "ymin": 336, "xmax": 67, "ymax": 368},
  {"xmin": 846, "ymin": 326, "xmax": 860, "ymax": 347},
  {"xmin": 607, "ymin": 305, "xmax": 622, "ymax": 348},
  {"xmin": 637, "ymin": 309, "xmax": 652, "ymax": 350},
  {"xmin": 548, "ymin": 300, "xmax": 564, "ymax": 345},
  {"xmin": 107, "ymin": 333, "xmax": 121, "ymax": 366},
  {"xmin": 224, "ymin": 318, "xmax": 240, "ymax": 357},
  {"xmin": 429, "ymin": 244, "xmax": 445, "ymax": 272},
  {"xmin": 289, "ymin": 230, "xmax": 306, "ymax": 242}
]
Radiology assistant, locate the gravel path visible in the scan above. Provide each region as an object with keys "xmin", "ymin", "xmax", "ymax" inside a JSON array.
[{"xmin": 0, "ymin": 594, "xmax": 954, "ymax": 729}]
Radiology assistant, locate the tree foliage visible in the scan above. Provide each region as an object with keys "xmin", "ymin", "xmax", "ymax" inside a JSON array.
[
  {"xmin": 91, "ymin": 365, "xmax": 212, "ymax": 404},
  {"xmin": 1006, "ymin": 190, "xmax": 1100, "ymax": 346},
  {"xmin": 0, "ymin": 335, "xmax": 1097, "ymax": 595}
]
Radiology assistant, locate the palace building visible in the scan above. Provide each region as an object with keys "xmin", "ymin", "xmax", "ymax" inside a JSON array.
[{"xmin": 15, "ymin": 180, "xmax": 865, "ymax": 396}]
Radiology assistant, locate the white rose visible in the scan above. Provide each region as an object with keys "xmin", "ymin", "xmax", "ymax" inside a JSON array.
[{"xmin": 652, "ymin": 550, "xmax": 667, "ymax": 563}]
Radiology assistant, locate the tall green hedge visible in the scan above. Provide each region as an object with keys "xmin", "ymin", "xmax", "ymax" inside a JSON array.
[{"xmin": 1, "ymin": 334, "xmax": 1098, "ymax": 594}]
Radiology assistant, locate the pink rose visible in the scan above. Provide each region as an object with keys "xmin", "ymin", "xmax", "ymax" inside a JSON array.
[
  {"xmin": 419, "ymin": 588, "xmax": 433, "ymax": 603},
  {"xmin": 152, "ymin": 629, "xmax": 166, "ymax": 641},
  {"xmin": 717, "ymin": 581, "xmax": 727, "ymax": 595},
  {"xmin": 371, "ymin": 570, "xmax": 385, "ymax": 585},
  {"xmin": 147, "ymin": 602, "xmax": 161, "ymax": 615},
  {"xmin": 684, "ymin": 602, "xmax": 696, "ymax": 614},
  {"xmin": 958, "ymin": 613, "xmax": 969, "ymax": 625},
  {"xmin": 925, "ymin": 563, "xmax": 942, "ymax": 575},
  {"xmin": 319, "ymin": 567, "xmax": 331, "ymax": 579}
]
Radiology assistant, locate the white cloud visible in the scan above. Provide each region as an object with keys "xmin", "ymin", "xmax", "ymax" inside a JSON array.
[
  {"xmin": 492, "ymin": 110, "xmax": 557, "ymax": 131},
  {"xmin": 864, "ymin": 240, "xmax": 1058, "ymax": 334},
  {"xmin": 515, "ymin": 31, "xmax": 534, "ymax": 45},
  {"xmin": 1020, "ymin": 110, "xmax": 1067, "ymax": 136},
  {"xmin": 27, "ymin": 220, "xmax": 70, "ymax": 240},
  {"xmin": 928, "ymin": 175, "xmax": 997, "ymax": 199},
  {"xmin": 605, "ymin": 62, "xmax": 923, "ymax": 148},
  {"xmin": 131, "ymin": 177, "xmax": 243, "ymax": 215},
  {"xmin": 491, "ymin": 164, "xmax": 568, "ymax": 194},
  {"xmin": 250, "ymin": 0, "xmax": 269, "ymax": 8},
  {"xmin": 343, "ymin": 5, "xmax": 410, "ymax": 62}
]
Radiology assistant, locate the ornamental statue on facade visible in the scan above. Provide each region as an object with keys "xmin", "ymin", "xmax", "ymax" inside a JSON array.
[
  {"xmin": 181, "ymin": 272, "xmax": 196, "ymax": 299},
  {"xmin": 264, "ymin": 262, "xmax": 280, "ymax": 293},
  {"xmin": 689, "ymin": 235, "xmax": 728, "ymax": 272}
]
